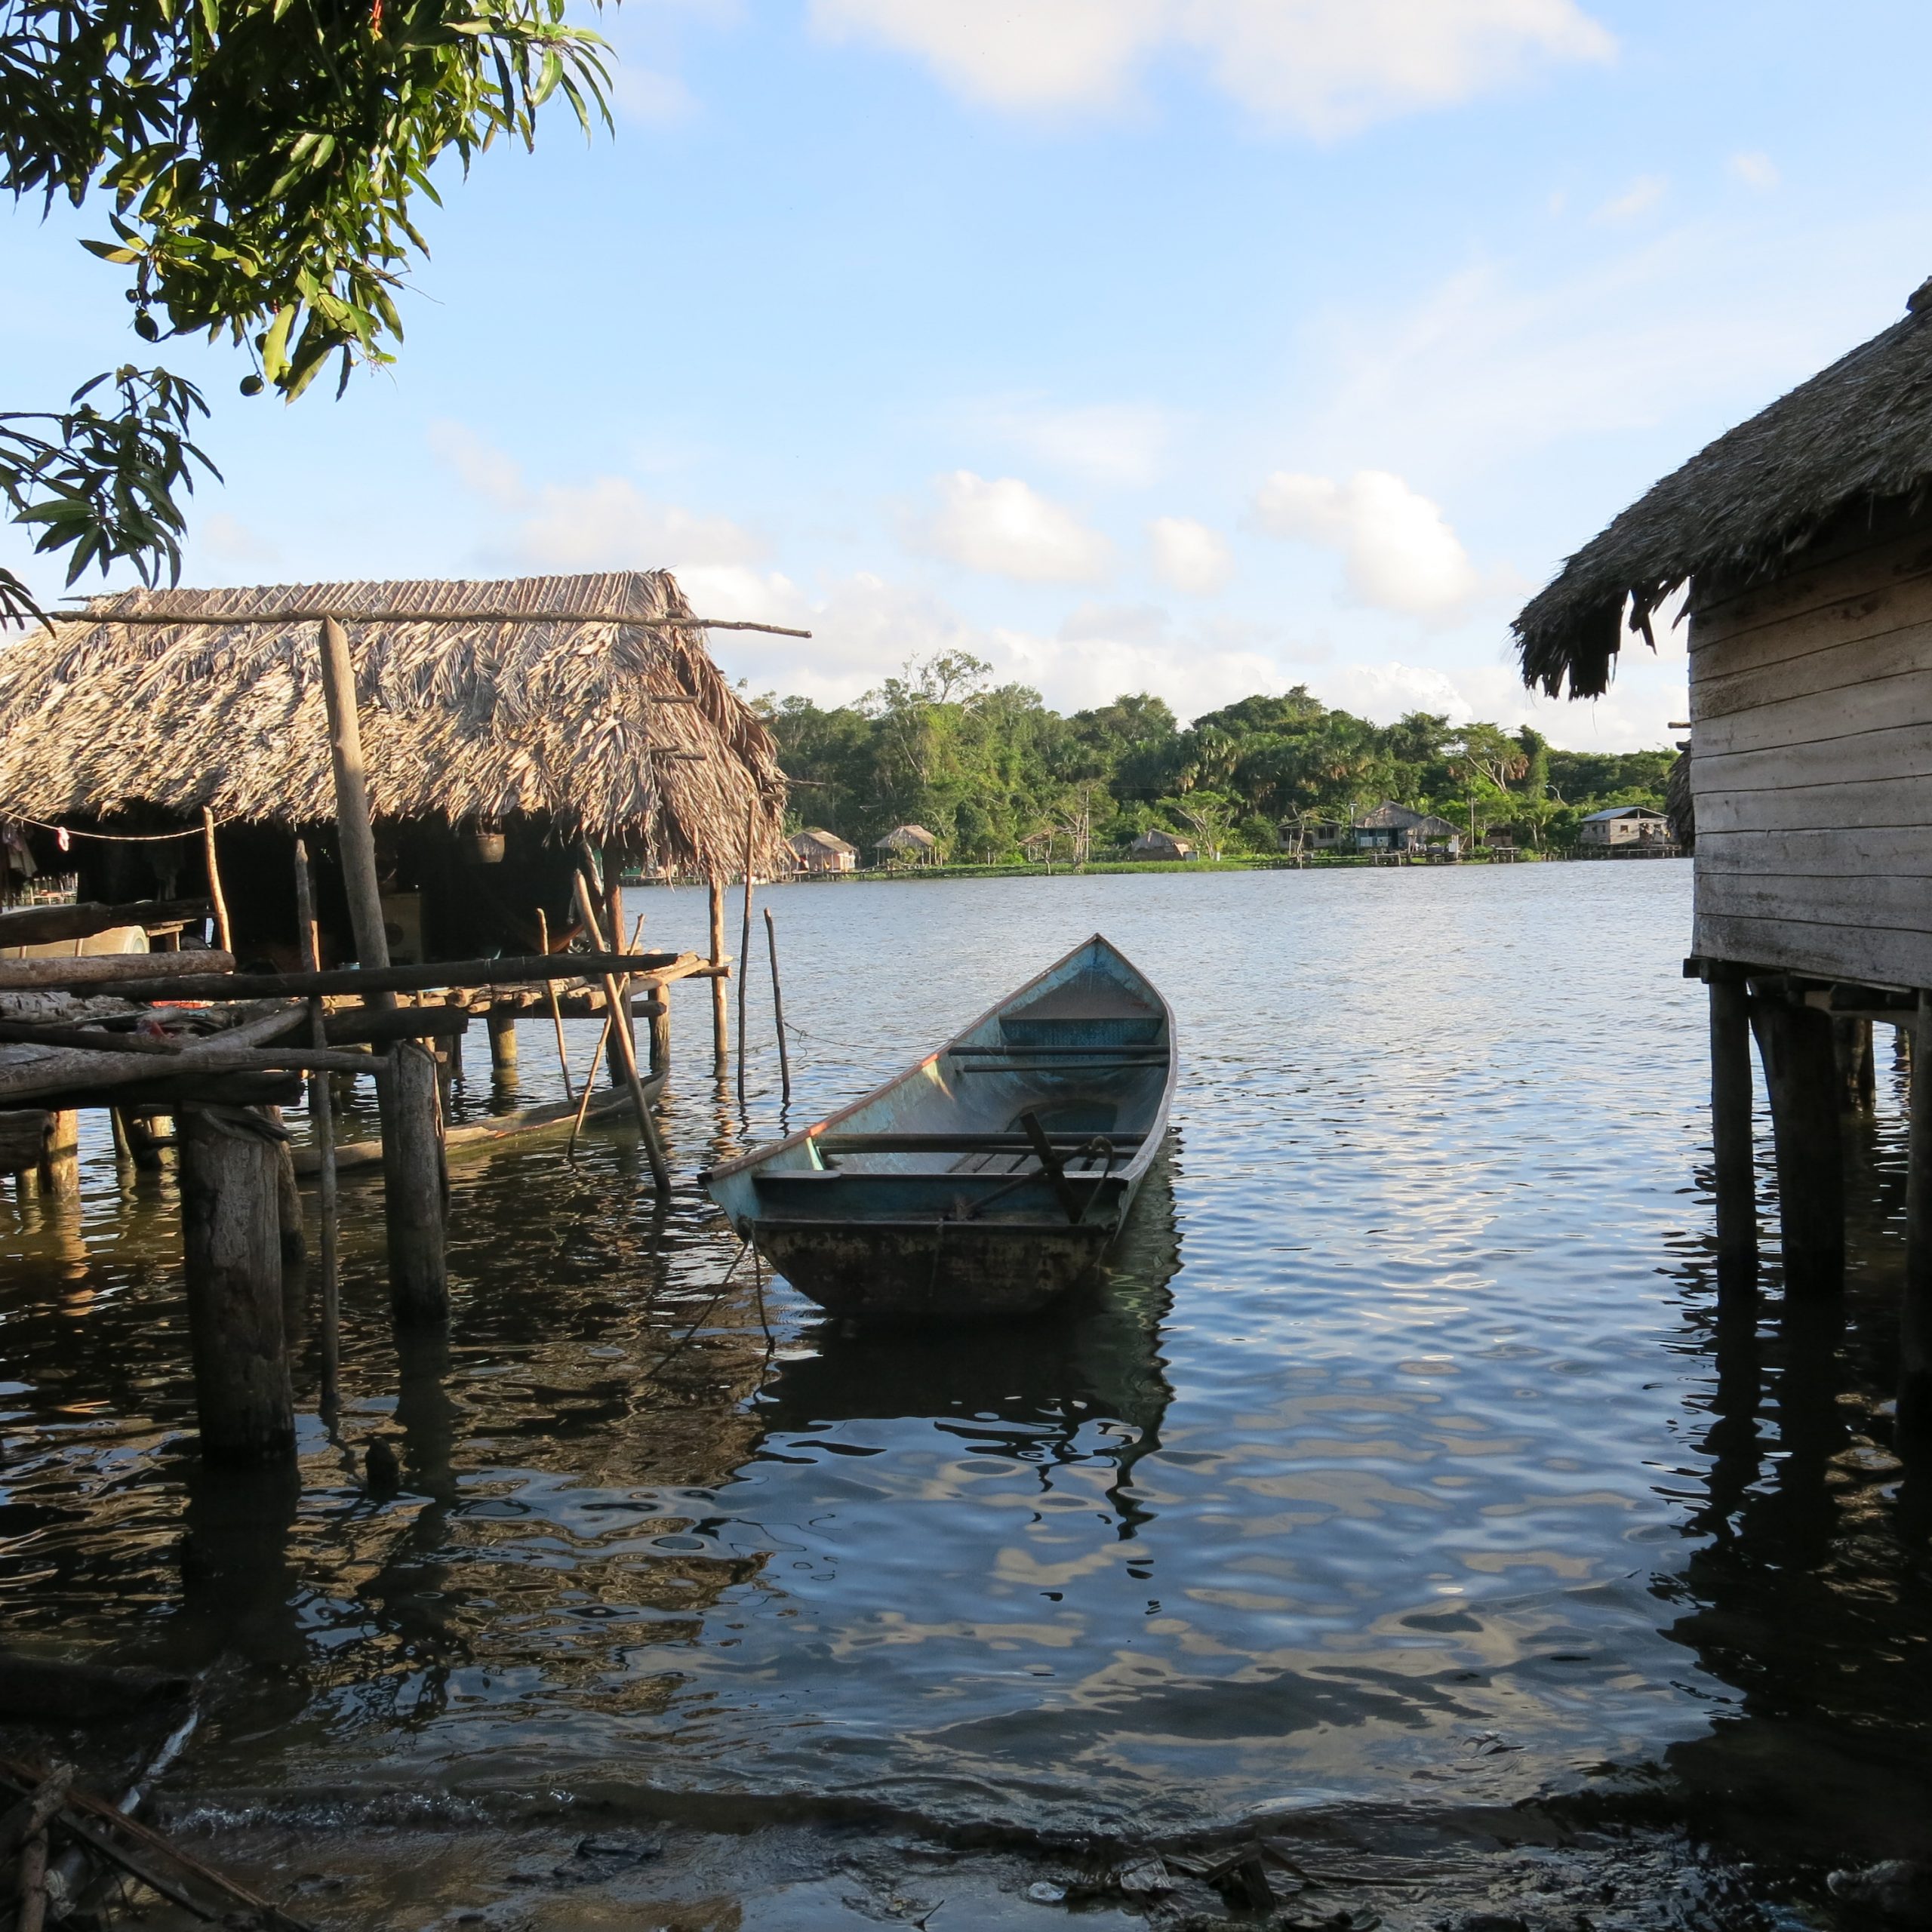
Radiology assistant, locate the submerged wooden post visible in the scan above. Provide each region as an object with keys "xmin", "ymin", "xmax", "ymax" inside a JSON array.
[
  {"xmin": 380, "ymin": 1041, "xmax": 448, "ymax": 1324},
  {"xmin": 35, "ymin": 1110, "xmax": 78, "ymax": 1200},
  {"xmin": 487, "ymin": 1008, "xmax": 518, "ymax": 1075},
  {"xmin": 647, "ymin": 983, "xmax": 671, "ymax": 1081},
  {"xmin": 178, "ymin": 1108, "xmax": 295, "ymax": 1463},
  {"xmin": 1750, "ymin": 994, "xmax": 1845, "ymax": 1297},
  {"xmin": 709, "ymin": 875, "xmax": 729, "ymax": 1075},
  {"xmin": 1902, "ymin": 994, "xmax": 1932, "ymax": 1439},
  {"xmin": 1709, "ymin": 971, "xmax": 1757, "ymax": 1303},
  {"xmin": 269, "ymin": 1115, "xmax": 306, "ymax": 1266}
]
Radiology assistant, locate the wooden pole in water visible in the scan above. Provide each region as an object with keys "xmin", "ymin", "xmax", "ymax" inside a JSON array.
[
  {"xmin": 1901, "ymin": 993, "xmax": 1932, "ymax": 1439},
  {"xmin": 709, "ymin": 875, "xmax": 729, "ymax": 1075},
  {"xmin": 486, "ymin": 1008, "xmax": 518, "ymax": 1077},
  {"xmin": 1750, "ymin": 994, "xmax": 1845, "ymax": 1297},
  {"xmin": 737, "ymin": 800, "xmax": 755, "ymax": 1112},
  {"xmin": 315, "ymin": 618, "xmax": 392, "ymax": 1004},
  {"xmin": 1709, "ymin": 970, "xmax": 1757, "ymax": 1304},
  {"xmin": 35, "ymin": 1111, "xmax": 78, "ymax": 1200},
  {"xmin": 574, "ymin": 872, "xmax": 671, "ymax": 1193},
  {"xmin": 764, "ymin": 906, "xmax": 792, "ymax": 1108},
  {"xmin": 294, "ymin": 841, "xmax": 340, "ymax": 1407},
  {"xmin": 537, "ymin": 908, "xmax": 575, "ymax": 1104},
  {"xmin": 380, "ymin": 1041, "xmax": 448, "ymax": 1324},
  {"xmin": 200, "ymin": 808, "xmax": 232, "ymax": 955},
  {"xmin": 178, "ymin": 1107, "xmax": 295, "ymax": 1462}
]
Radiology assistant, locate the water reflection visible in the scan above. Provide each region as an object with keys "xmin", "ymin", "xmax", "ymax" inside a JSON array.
[{"xmin": 2, "ymin": 865, "xmax": 1930, "ymax": 1850}]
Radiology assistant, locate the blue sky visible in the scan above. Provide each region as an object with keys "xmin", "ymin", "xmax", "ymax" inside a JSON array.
[{"xmin": 7, "ymin": 0, "xmax": 1932, "ymax": 746}]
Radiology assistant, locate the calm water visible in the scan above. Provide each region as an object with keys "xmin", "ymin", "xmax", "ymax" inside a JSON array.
[{"xmin": 3, "ymin": 863, "xmax": 1929, "ymax": 1863}]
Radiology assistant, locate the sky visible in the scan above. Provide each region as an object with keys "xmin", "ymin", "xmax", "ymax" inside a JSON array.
[{"xmin": 7, "ymin": 0, "xmax": 1932, "ymax": 748}]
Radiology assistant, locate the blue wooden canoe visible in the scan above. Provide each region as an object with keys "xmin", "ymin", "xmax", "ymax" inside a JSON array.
[{"xmin": 700, "ymin": 934, "xmax": 1175, "ymax": 1321}]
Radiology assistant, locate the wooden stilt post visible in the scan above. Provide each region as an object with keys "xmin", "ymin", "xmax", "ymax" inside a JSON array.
[
  {"xmin": 1901, "ymin": 993, "xmax": 1932, "ymax": 1440},
  {"xmin": 487, "ymin": 1008, "xmax": 518, "ymax": 1076},
  {"xmin": 709, "ymin": 875, "xmax": 729, "ymax": 1076},
  {"xmin": 1709, "ymin": 970, "xmax": 1757, "ymax": 1303},
  {"xmin": 315, "ymin": 619, "xmax": 392, "ymax": 999},
  {"xmin": 119, "ymin": 1109, "xmax": 163, "ymax": 1172},
  {"xmin": 574, "ymin": 873, "xmax": 671, "ymax": 1192},
  {"xmin": 647, "ymin": 983, "xmax": 671, "ymax": 1080},
  {"xmin": 1832, "ymin": 1016, "xmax": 1874, "ymax": 1112},
  {"xmin": 1750, "ymin": 994, "xmax": 1845, "ymax": 1297},
  {"xmin": 294, "ymin": 841, "xmax": 340, "ymax": 1410},
  {"xmin": 537, "ymin": 908, "xmax": 575, "ymax": 1104},
  {"xmin": 201, "ymin": 808, "xmax": 232, "ymax": 955},
  {"xmin": 764, "ymin": 906, "xmax": 792, "ymax": 1108},
  {"xmin": 178, "ymin": 1108, "xmax": 294, "ymax": 1463},
  {"xmin": 35, "ymin": 1111, "xmax": 78, "ymax": 1199},
  {"xmin": 379, "ymin": 1041, "xmax": 448, "ymax": 1324},
  {"xmin": 737, "ymin": 801, "xmax": 755, "ymax": 1112}
]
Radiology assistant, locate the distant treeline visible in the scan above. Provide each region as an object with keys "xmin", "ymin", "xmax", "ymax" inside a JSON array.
[{"xmin": 755, "ymin": 652, "xmax": 1675, "ymax": 864}]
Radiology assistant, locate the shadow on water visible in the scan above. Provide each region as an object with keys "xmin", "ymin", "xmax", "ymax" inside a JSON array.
[{"xmin": 1662, "ymin": 1054, "xmax": 1932, "ymax": 1868}]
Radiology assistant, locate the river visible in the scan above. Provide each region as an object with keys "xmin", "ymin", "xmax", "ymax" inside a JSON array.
[{"xmin": 3, "ymin": 860, "xmax": 1927, "ymax": 1921}]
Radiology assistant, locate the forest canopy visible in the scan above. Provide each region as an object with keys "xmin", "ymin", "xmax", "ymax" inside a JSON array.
[{"xmin": 755, "ymin": 653, "xmax": 1675, "ymax": 864}]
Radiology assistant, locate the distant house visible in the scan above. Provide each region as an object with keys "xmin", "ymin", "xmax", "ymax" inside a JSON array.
[
  {"xmin": 875, "ymin": 823, "xmax": 940, "ymax": 866},
  {"xmin": 1129, "ymin": 827, "xmax": 1195, "ymax": 860},
  {"xmin": 1578, "ymin": 805, "xmax": 1673, "ymax": 854},
  {"xmin": 1352, "ymin": 801, "xmax": 1462, "ymax": 857},
  {"xmin": 788, "ymin": 827, "xmax": 858, "ymax": 875}
]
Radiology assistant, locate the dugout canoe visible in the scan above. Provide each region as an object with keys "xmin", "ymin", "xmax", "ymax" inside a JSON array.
[{"xmin": 700, "ymin": 934, "xmax": 1175, "ymax": 1321}]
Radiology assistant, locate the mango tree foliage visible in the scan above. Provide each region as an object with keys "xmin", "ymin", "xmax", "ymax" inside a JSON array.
[{"xmin": 0, "ymin": 0, "xmax": 610, "ymax": 623}]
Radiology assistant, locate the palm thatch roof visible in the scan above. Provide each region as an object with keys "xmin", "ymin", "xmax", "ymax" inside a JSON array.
[
  {"xmin": 1515, "ymin": 281, "xmax": 1932, "ymax": 698},
  {"xmin": 0, "ymin": 571, "xmax": 789, "ymax": 874}
]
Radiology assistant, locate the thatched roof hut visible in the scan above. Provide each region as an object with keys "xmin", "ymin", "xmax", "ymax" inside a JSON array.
[
  {"xmin": 0, "ymin": 571, "xmax": 790, "ymax": 963},
  {"xmin": 1515, "ymin": 280, "xmax": 1932, "ymax": 698},
  {"xmin": 1511, "ymin": 276, "xmax": 1932, "ymax": 993}
]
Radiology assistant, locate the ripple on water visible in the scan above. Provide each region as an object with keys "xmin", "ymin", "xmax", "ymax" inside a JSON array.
[{"xmin": 2, "ymin": 863, "xmax": 1929, "ymax": 1853}]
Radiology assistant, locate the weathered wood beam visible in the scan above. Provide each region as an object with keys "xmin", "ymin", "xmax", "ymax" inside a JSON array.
[
  {"xmin": 35, "ymin": 952, "xmax": 677, "ymax": 1002},
  {"xmin": 0, "ymin": 1043, "xmax": 373, "ymax": 1106},
  {"xmin": 1903, "ymin": 990, "xmax": 1932, "ymax": 1440},
  {"xmin": 321, "ymin": 1007, "xmax": 471, "ymax": 1046},
  {"xmin": 0, "ymin": 951, "xmax": 233, "ymax": 992},
  {"xmin": 0, "ymin": 897, "xmax": 211, "ymax": 949}
]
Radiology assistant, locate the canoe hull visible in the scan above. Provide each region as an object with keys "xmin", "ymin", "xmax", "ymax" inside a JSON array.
[{"xmin": 755, "ymin": 1214, "xmax": 1118, "ymax": 1322}]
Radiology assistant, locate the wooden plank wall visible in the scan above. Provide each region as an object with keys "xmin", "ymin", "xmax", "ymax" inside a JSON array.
[{"xmin": 1690, "ymin": 517, "xmax": 1932, "ymax": 985}]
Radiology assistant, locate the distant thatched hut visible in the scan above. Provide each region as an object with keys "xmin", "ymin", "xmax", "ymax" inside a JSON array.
[
  {"xmin": 1128, "ymin": 828, "xmax": 1193, "ymax": 861},
  {"xmin": 788, "ymin": 827, "xmax": 858, "ymax": 875},
  {"xmin": 874, "ymin": 824, "xmax": 940, "ymax": 866},
  {"xmin": 0, "ymin": 572, "xmax": 788, "ymax": 965}
]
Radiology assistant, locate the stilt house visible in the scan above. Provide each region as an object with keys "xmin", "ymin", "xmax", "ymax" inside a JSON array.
[
  {"xmin": 1512, "ymin": 276, "xmax": 1932, "ymax": 1424},
  {"xmin": 0, "ymin": 573, "xmax": 789, "ymax": 966}
]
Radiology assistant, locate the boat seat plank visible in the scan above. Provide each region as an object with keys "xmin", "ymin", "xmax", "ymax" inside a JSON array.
[
  {"xmin": 954, "ymin": 1058, "xmax": 1164, "ymax": 1072},
  {"xmin": 949, "ymin": 1044, "xmax": 1164, "ymax": 1057}
]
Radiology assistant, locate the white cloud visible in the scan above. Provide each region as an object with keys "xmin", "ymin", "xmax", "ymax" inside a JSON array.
[
  {"xmin": 917, "ymin": 471, "xmax": 1112, "ymax": 583},
  {"xmin": 1149, "ymin": 515, "xmax": 1232, "ymax": 594},
  {"xmin": 1728, "ymin": 150, "xmax": 1780, "ymax": 191},
  {"xmin": 1253, "ymin": 469, "xmax": 1481, "ymax": 616},
  {"xmin": 809, "ymin": 0, "xmax": 1614, "ymax": 137},
  {"xmin": 199, "ymin": 512, "xmax": 279, "ymax": 565},
  {"xmin": 429, "ymin": 425, "xmax": 767, "ymax": 572},
  {"xmin": 612, "ymin": 66, "xmax": 697, "ymax": 125},
  {"xmin": 1592, "ymin": 173, "xmax": 1666, "ymax": 223},
  {"xmin": 980, "ymin": 399, "xmax": 1177, "ymax": 485}
]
